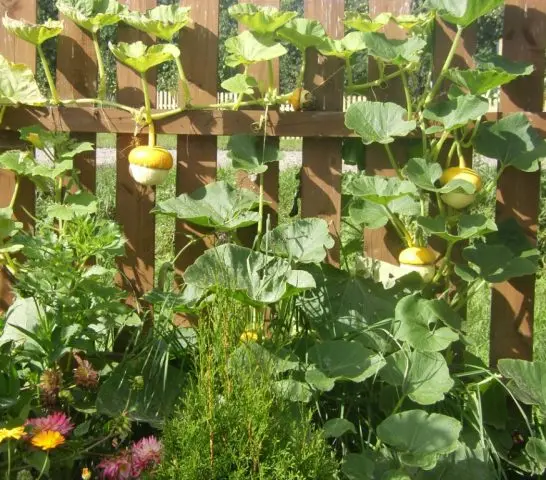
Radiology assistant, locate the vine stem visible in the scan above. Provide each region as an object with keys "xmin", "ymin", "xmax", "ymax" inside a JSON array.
[
  {"xmin": 400, "ymin": 69, "xmax": 412, "ymax": 117},
  {"xmin": 383, "ymin": 206, "xmax": 413, "ymax": 247},
  {"xmin": 63, "ymin": 98, "xmax": 139, "ymax": 116},
  {"xmin": 384, "ymin": 144, "xmax": 403, "ymax": 179},
  {"xmin": 37, "ymin": 44, "xmax": 60, "ymax": 104},
  {"xmin": 267, "ymin": 60, "xmax": 275, "ymax": 91},
  {"xmin": 6, "ymin": 440, "xmax": 11, "ymax": 479},
  {"xmin": 36, "ymin": 453, "xmax": 49, "ymax": 480},
  {"xmin": 175, "ymin": 55, "xmax": 192, "ymax": 108},
  {"xmin": 8, "ymin": 177, "xmax": 20, "ymax": 210},
  {"xmin": 420, "ymin": 26, "xmax": 464, "ymax": 109},
  {"xmin": 140, "ymin": 73, "xmax": 155, "ymax": 146},
  {"xmin": 345, "ymin": 58, "xmax": 354, "ymax": 87},
  {"xmin": 345, "ymin": 65, "xmax": 412, "ymax": 93},
  {"xmin": 92, "ymin": 31, "xmax": 107, "ymax": 100},
  {"xmin": 297, "ymin": 53, "xmax": 307, "ymax": 89}
]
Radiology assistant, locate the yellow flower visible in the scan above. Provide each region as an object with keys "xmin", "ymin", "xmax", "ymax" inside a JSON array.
[
  {"xmin": 31, "ymin": 430, "xmax": 65, "ymax": 450},
  {"xmin": 240, "ymin": 330, "xmax": 259, "ymax": 343},
  {"xmin": 0, "ymin": 426, "xmax": 25, "ymax": 443},
  {"xmin": 81, "ymin": 467, "xmax": 92, "ymax": 480},
  {"xmin": 24, "ymin": 132, "xmax": 44, "ymax": 149}
]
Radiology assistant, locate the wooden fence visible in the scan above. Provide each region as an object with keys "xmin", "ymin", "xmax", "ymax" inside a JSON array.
[{"xmin": 0, "ymin": 0, "xmax": 545, "ymax": 366}]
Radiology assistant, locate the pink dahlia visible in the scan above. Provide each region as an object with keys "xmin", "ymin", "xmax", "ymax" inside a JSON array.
[
  {"xmin": 26, "ymin": 412, "xmax": 74, "ymax": 436},
  {"xmin": 98, "ymin": 453, "xmax": 132, "ymax": 480},
  {"xmin": 131, "ymin": 436, "xmax": 162, "ymax": 473}
]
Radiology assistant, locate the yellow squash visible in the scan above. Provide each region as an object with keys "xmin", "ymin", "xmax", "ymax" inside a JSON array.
[
  {"xmin": 128, "ymin": 146, "xmax": 173, "ymax": 186},
  {"xmin": 398, "ymin": 247, "xmax": 436, "ymax": 282},
  {"xmin": 439, "ymin": 167, "xmax": 482, "ymax": 209}
]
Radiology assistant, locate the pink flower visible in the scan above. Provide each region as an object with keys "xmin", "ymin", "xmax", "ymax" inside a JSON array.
[
  {"xmin": 98, "ymin": 453, "xmax": 133, "ymax": 480},
  {"xmin": 131, "ymin": 436, "xmax": 162, "ymax": 473},
  {"xmin": 26, "ymin": 412, "xmax": 74, "ymax": 436}
]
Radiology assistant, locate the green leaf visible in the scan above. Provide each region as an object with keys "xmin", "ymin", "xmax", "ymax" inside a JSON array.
[
  {"xmin": 228, "ymin": 3, "xmax": 297, "ymax": 34},
  {"xmin": 394, "ymin": 295, "xmax": 460, "ymax": 352},
  {"xmin": 0, "ymin": 356, "xmax": 20, "ymax": 410},
  {"xmin": 0, "ymin": 55, "xmax": 46, "ymax": 106},
  {"xmin": 109, "ymin": 41, "xmax": 179, "ymax": 73},
  {"xmin": 498, "ymin": 359, "xmax": 546, "ymax": 412},
  {"xmin": 350, "ymin": 197, "xmax": 420, "ymax": 229},
  {"xmin": 404, "ymin": 158, "xmax": 477, "ymax": 194},
  {"xmin": 446, "ymin": 54, "xmax": 534, "ymax": 95},
  {"xmin": 381, "ymin": 350, "xmax": 454, "ymax": 405},
  {"xmin": 318, "ymin": 32, "xmax": 367, "ymax": 60},
  {"xmin": 473, "ymin": 113, "xmax": 546, "ymax": 172},
  {"xmin": 308, "ymin": 340, "xmax": 386, "ymax": 383},
  {"xmin": 341, "ymin": 452, "xmax": 375, "ymax": 480},
  {"xmin": 276, "ymin": 18, "xmax": 326, "ymax": 51},
  {"xmin": 0, "ymin": 297, "xmax": 41, "ymax": 347},
  {"xmin": 153, "ymin": 181, "xmax": 260, "ymax": 232},
  {"xmin": 260, "ymin": 218, "xmax": 334, "ymax": 264},
  {"xmin": 426, "ymin": 0, "xmax": 504, "ymax": 27},
  {"xmin": 2, "ymin": 16, "xmax": 63, "ymax": 46},
  {"xmin": 227, "ymin": 134, "xmax": 282, "ymax": 174},
  {"xmin": 417, "ymin": 214, "xmax": 497, "ymax": 243},
  {"xmin": 345, "ymin": 101, "xmax": 416, "ymax": 144},
  {"xmin": 342, "ymin": 138, "xmax": 366, "ymax": 169},
  {"xmin": 57, "ymin": 0, "xmax": 126, "ymax": 33},
  {"xmin": 120, "ymin": 5, "xmax": 191, "ymax": 41},
  {"xmin": 273, "ymin": 379, "xmax": 312, "ymax": 402},
  {"xmin": 344, "ymin": 11, "xmax": 392, "ymax": 32},
  {"xmin": 31, "ymin": 159, "xmax": 74, "ymax": 180},
  {"xmin": 184, "ymin": 244, "xmax": 313, "ymax": 306},
  {"xmin": 323, "ymin": 418, "xmax": 356, "ymax": 438},
  {"xmin": 377, "ymin": 410, "xmax": 462, "ymax": 469},
  {"xmin": 526, "ymin": 437, "xmax": 546, "ymax": 472},
  {"xmin": 46, "ymin": 191, "xmax": 98, "ymax": 220},
  {"xmin": 25, "ymin": 451, "xmax": 50, "ymax": 475},
  {"xmin": 423, "ymin": 95, "xmax": 489, "ymax": 130},
  {"xmin": 221, "ymin": 73, "xmax": 258, "ymax": 95},
  {"xmin": 225, "ymin": 30, "xmax": 287, "ymax": 67},
  {"xmin": 305, "ymin": 368, "xmax": 335, "ymax": 392},
  {"xmin": 462, "ymin": 219, "xmax": 539, "ymax": 283},
  {"xmin": 0, "ymin": 150, "xmax": 37, "ymax": 177},
  {"xmin": 347, "ymin": 175, "xmax": 417, "ymax": 205},
  {"xmin": 363, "ymin": 32, "xmax": 427, "ymax": 65}
]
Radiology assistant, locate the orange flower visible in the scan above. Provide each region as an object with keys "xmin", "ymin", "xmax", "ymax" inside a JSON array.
[
  {"xmin": 81, "ymin": 467, "xmax": 92, "ymax": 480},
  {"xmin": 31, "ymin": 430, "xmax": 65, "ymax": 450},
  {"xmin": 0, "ymin": 426, "xmax": 25, "ymax": 443}
]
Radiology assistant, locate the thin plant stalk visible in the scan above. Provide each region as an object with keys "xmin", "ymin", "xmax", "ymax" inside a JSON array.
[
  {"xmin": 400, "ymin": 69, "xmax": 412, "ymax": 117},
  {"xmin": 175, "ymin": 55, "xmax": 192, "ymax": 107},
  {"xmin": 8, "ymin": 178, "xmax": 20, "ymax": 210},
  {"xmin": 140, "ymin": 73, "xmax": 155, "ymax": 146},
  {"xmin": 37, "ymin": 44, "xmax": 60, "ymax": 104},
  {"xmin": 63, "ymin": 98, "xmax": 139, "ymax": 116},
  {"xmin": 36, "ymin": 453, "xmax": 49, "ymax": 480},
  {"xmin": 92, "ymin": 31, "xmax": 107, "ymax": 100},
  {"xmin": 384, "ymin": 144, "xmax": 403, "ymax": 179},
  {"xmin": 345, "ymin": 58, "xmax": 354, "ymax": 87}
]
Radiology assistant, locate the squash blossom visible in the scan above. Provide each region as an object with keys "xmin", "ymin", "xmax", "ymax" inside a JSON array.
[
  {"xmin": 31, "ymin": 430, "xmax": 65, "ymax": 450},
  {"xmin": 0, "ymin": 426, "xmax": 25, "ymax": 443},
  {"xmin": 240, "ymin": 330, "xmax": 259, "ymax": 342}
]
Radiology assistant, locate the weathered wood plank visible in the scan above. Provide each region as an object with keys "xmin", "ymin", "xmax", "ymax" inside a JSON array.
[
  {"xmin": 116, "ymin": 0, "xmax": 156, "ymax": 301},
  {"xmin": 175, "ymin": 0, "xmax": 219, "ymax": 274},
  {"xmin": 301, "ymin": 0, "xmax": 344, "ymax": 265},
  {"xmin": 0, "ymin": 0, "xmax": 37, "ymax": 311},
  {"xmin": 490, "ymin": 0, "xmax": 546, "ymax": 365}
]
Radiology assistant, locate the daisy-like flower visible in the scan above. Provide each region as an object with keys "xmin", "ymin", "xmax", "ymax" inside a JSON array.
[
  {"xmin": 240, "ymin": 329, "xmax": 259, "ymax": 343},
  {"xmin": 31, "ymin": 430, "xmax": 65, "ymax": 450},
  {"xmin": 26, "ymin": 412, "xmax": 74, "ymax": 436},
  {"xmin": 0, "ymin": 426, "xmax": 25, "ymax": 443},
  {"xmin": 98, "ymin": 453, "xmax": 132, "ymax": 480},
  {"xmin": 131, "ymin": 436, "xmax": 162, "ymax": 473}
]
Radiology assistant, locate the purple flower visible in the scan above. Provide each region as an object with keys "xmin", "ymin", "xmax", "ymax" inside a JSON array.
[
  {"xmin": 26, "ymin": 412, "xmax": 74, "ymax": 436},
  {"xmin": 98, "ymin": 453, "xmax": 133, "ymax": 480},
  {"xmin": 131, "ymin": 436, "xmax": 162, "ymax": 473}
]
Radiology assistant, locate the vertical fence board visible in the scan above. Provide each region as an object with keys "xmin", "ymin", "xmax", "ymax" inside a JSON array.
[
  {"xmin": 116, "ymin": 0, "xmax": 156, "ymax": 301},
  {"xmin": 175, "ymin": 0, "xmax": 219, "ymax": 273},
  {"xmin": 0, "ymin": 0, "xmax": 37, "ymax": 311},
  {"xmin": 364, "ymin": 0, "xmax": 411, "ymax": 265},
  {"xmin": 56, "ymin": 10, "xmax": 97, "ymax": 192},
  {"xmin": 302, "ymin": 0, "xmax": 344, "ymax": 266},
  {"xmin": 237, "ymin": 0, "xmax": 280, "ymax": 231},
  {"xmin": 490, "ymin": 0, "xmax": 546, "ymax": 365}
]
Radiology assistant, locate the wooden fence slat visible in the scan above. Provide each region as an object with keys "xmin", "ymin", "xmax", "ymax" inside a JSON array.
[
  {"xmin": 116, "ymin": 0, "xmax": 157, "ymax": 301},
  {"xmin": 56, "ymin": 9, "xmax": 97, "ymax": 193},
  {"xmin": 301, "ymin": 0, "xmax": 344, "ymax": 266},
  {"xmin": 175, "ymin": 0, "xmax": 219, "ymax": 274},
  {"xmin": 0, "ymin": 1, "xmax": 37, "ymax": 311},
  {"xmin": 490, "ymin": 0, "xmax": 546, "ymax": 365}
]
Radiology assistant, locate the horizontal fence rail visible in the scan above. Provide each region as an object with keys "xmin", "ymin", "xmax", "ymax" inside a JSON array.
[{"xmin": 0, "ymin": 0, "xmax": 545, "ymax": 367}]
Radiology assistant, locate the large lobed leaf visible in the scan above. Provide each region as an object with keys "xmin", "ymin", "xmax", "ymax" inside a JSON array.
[
  {"xmin": 424, "ymin": 94, "xmax": 489, "ymax": 130},
  {"xmin": 120, "ymin": 5, "xmax": 191, "ymax": 41},
  {"xmin": 225, "ymin": 30, "xmax": 287, "ymax": 67},
  {"xmin": 345, "ymin": 101, "xmax": 416, "ymax": 144},
  {"xmin": 153, "ymin": 181, "xmax": 261, "ymax": 232},
  {"xmin": 227, "ymin": 134, "xmax": 282, "ymax": 174},
  {"xmin": 109, "ymin": 41, "xmax": 180, "ymax": 73},
  {"xmin": 346, "ymin": 175, "xmax": 417, "ymax": 205},
  {"xmin": 0, "ymin": 55, "xmax": 46, "ymax": 106},
  {"xmin": 183, "ymin": 244, "xmax": 315, "ymax": 306},
  {"xmin": 221, "ymin": 73, "xmax": 258, "ymax": 95},
  {"xmin": 260, "ymin": 218, "xmax": 334, "ymax": 264},
  {"xmin": 405, "ymin": 158, "xmax": 477, "ymax": 194},
  {"xmin": 344, "ymin": 11, "xmax": 392, "ymax": 32},
  {"xmin": 318, "ymin": 32, "xmax": 367, "ymax": 59},
  {"xmin": 229, "ymin": 3, "xmax": 297, "ymax": 34},
  {"xmin": 276, "ymin": 18, "xmax": 326, "ymax": 51},
  {"xmin": 2, "ymin": 16, "xmax": 63, "ymax": 46},
  {"xmin": 498, "ymin": 358, "xmax": 546, "ymax": 412},
  {"xmin": 349, "ymin": 196, "xmax": 420, "ymax": 229},
  {"xmin": 363, "ymin": 32, "xmax": 427, "ymax": 65},
  {"xmin": 57, "ymin": 0, "xmax": 126, "ymax": 33},
  {"xmin": 426, "ymin": 0, "xmax": 504, "ymax": 27},
  {"xmin": 417, "ymin": 214, "xmax": 497, "ymax": 243},
  {"xmin": 377, "ymin": 410, "xmax": 462, "ymax": 469}
]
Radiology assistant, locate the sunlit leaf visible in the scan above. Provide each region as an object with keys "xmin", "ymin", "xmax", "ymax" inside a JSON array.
[
  {"xmin": 344, "ymin": 11, "xmax": 391, "ymax": 32},
  {"xmin": 526, "ymin": 437, "xmax": 546, "ymax": 473},
  {"xmin": 0, "ymin": 55, "xmax": 46, "ymax": 106},
  {"xmin": 318, "ymin": 31, "xmax": 367, "ymax": 59},
  {"xmin": 120, "ymin": 4, "xmax": 191, "ymax": 41},
  {"xmin": 225, "ymin": 30, "xmax": 287, "ymax": 67},
  {"xmin": 363, "ymin": 32, "xmax": 427, "ymax": 65},
  {"xmin": 424, "ymin": 95, "xmax": 489, "ymax": 130},
  {"xmin": 46, "ymin": 191, "xmax": 98, "ymax": 220},
  {"xmin": 2, "ymin": 16, "xmax": 63, "ymax": 46},
  {"xmin": 404, "ymin": 158, "xmax": 477, "ymax": 194},
  {"xmin": 0, "ymin": 208, "xmax": 22, "ymax": 240},
  {"xmin": 276, "ymin": 18, "xmax": 325, "ymax": 51},
  {"xmin": 347, "ymin": 175, "xmax": 417, "ymax": 205},
  {"xmin": 109, "ymin": 41, "xmax": 179, "ymax": 73},
  {"xmin": 57, "ymin": 0, "xmax": 126, "ymax": 33},
  {"xmin": 229, "ymin": 3, "xmax": 297, "ymax": 34},
  {"xmin": 426, "ymin": 0, "xmax": 504, "ymax": 27},
  {"xmin": 498, "ymin": 358, "xmax": 546, "ymax": 412},
  {"xmin": 0, "ymin": 150, "xmax": 37, "ymax": 177},
  {"xmin": 227, "ymin": 134, "xmax": 282, "ymax": 174},
  {"xmin": 417, "ymin": 214, "xmax": 497, "ymax": 243},
  {"xmin": 323, "ymin": 418, "xmax": 356, "ymax": 438},
  {"xmin": 345, "ymin": 101, "xmax": 416, "ymax": 144},
  {"xmin": 153, "ymin": 181, "xmax": 260, "ymax": 232},
  {"xmin": 221, "ymin": 73, "xmax": 258, "ymax": 95}
]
